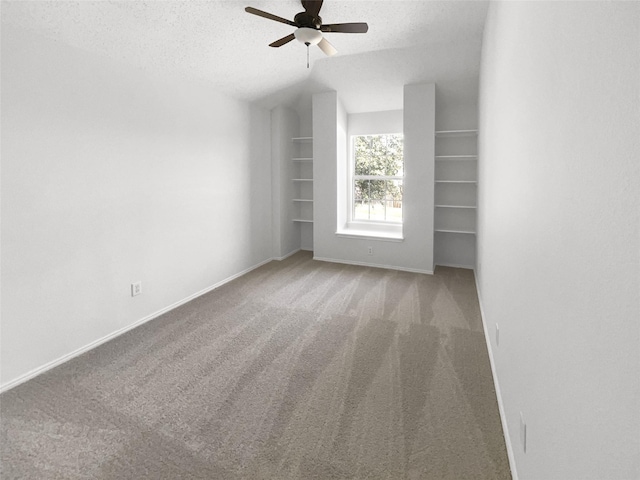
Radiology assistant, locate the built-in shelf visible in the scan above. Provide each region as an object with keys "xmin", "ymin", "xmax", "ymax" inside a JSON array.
[
  {"xmin": 435, "ymin": 229, "xmax": 476, "ymax": 235},
  {"xmin": 291, "ymin": 136, "xmax": 314, "ymax": 237},
  {"xmin": 435, "ymin": 180, "xmax": 477, "ymax": 184},
  {"xmin": 434, "ymin": 127, "xmax": 478, "ymax": 269},
  {"xmin": 435, "ymin": 130, "xmax": 478, "ymax": 137},
  {"xmin": 435, "ymin": 205, "xmax": 476, "ymax": 209}
]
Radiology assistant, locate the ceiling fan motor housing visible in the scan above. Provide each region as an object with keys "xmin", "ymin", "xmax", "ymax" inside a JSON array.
[{"xmin": 294, "ymin": 12, "xmax": 322, "ymax": 29}]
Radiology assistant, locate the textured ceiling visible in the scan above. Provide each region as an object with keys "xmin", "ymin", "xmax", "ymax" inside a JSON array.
[{"xmin": 1, "ymin": 0, "xmax": 489, "ymax": 111}]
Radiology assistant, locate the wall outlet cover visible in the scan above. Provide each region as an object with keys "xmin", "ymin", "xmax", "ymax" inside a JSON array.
[{"xmin": 131, "ymin": 282, "xmax": 142, "ymax": 297}]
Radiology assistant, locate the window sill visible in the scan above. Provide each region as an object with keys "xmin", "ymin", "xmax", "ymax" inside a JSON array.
[{"xmin": 336, "ymin": 223, "xmax": 404, "ymax": 242}]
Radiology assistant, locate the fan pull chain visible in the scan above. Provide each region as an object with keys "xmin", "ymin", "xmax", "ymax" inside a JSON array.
[{"xmin": 306, "ymin": 43, "xmax": 310, "ymax": 69}]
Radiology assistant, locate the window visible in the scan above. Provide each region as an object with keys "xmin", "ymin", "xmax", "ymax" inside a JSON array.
[{"xmin": 352, "ymin": 134, "xmax": 404, "ymax": 224}]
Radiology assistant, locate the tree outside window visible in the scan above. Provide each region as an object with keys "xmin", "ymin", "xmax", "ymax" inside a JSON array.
[{"xmin": 353, "ymin": 134, "xmax": 404, "ymax": 223}]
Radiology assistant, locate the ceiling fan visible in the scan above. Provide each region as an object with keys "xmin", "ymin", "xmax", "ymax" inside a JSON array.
[{"xmin": 245, "ymin": 0, "xmax": 368, "ymax": 65}]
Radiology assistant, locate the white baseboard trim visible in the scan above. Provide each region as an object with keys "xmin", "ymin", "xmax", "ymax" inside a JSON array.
[
  {"xmin": 273, "ymin": 248, "xmax": 301, "ymax": 261},
  {"xmin": 313, "ymin": 256, "xmax": 434, "ymax": 275},
  {"xmin": 0, "ymin": 256, "xmax": 275, "ymax": 394},
  {"xmin": 474, "ymin": 272, "xmax": 519, "ymax": 480}
]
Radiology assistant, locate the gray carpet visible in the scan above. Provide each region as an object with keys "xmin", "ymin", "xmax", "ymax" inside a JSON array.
[{"xmin": 0, "ymin": 251, "xmax": 511, "ymax": 479}]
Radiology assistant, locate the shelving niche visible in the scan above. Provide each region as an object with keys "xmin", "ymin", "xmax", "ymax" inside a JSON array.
[
  {"xmin": 291, "ymin": 137, "xmax": 313, "ymax": 224},
  {"xmin": 434, "ymin": 130, "xmax": 478, "ymax": 269}
]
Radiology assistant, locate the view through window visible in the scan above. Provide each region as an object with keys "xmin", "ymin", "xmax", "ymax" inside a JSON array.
[{"xmin": 353, "ymin": 134, "xmax": 404, "ymax": 223}]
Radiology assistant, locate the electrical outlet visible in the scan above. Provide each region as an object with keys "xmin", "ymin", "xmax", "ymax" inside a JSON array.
[
  {"xmin": 367, "ymin": 246, "xmax": 373, "ymax": 255},
  {"xmin": 131, "ymin": 281, "xmax": 142, "ymax": 297},
  {"xmin": 496, "ymin": 323, "xmax": 500, "ymax": 347},
  {"xmin": 520, "ymin": 412, "xmax": 527, "ymax": 453}
]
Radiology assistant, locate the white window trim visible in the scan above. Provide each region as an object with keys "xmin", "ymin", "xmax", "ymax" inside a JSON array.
[{"xmin": 336, "ymin": 133, "xmax": 404, "ymax": 240}]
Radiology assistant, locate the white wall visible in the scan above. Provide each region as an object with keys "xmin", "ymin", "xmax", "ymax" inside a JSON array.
[
  {"xmin": 477, "ymin": 2, "xmax": 640, "ymax": 479},
  {"xmin": 312, "ymin": 91, "xmax": 341, "ymax": 260},
  {"xmin": 271, "ymin": 106, "xmax": 301, "ymax": 259},
  {"xmin": 435, "ymin": 100, "xmax": 477, "ymax": 133},
  {"xmin": 296, "ymin": 99, "xmax": 313, "ymax": 138},
  {"xmin": 312, "ymin": 86, "xmax": 434, "ymax": 273},
  {"xmin": 300, "ymin": 221, "xmax": 314, "ymax": 252},
  {"xmin": 1, "ymin": 25, "xmax": 272, "ymax": 389},
  {"xmin": 348, "ymin": 110, "xmax": 403, "ymax": 137},
  {"xmin": 403, "ymin": 84, "xmax": 435, "ymax": 273}
]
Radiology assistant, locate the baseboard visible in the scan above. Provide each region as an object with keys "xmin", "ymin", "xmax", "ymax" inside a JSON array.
[
  {"xmin": 273, "ymin": 248, "xmax": 301, "ymax": 261},
  {"xmin": 313, "ymin": 256, "xmax": 434, "ymax": 275},
  {"xmin": 474, "ymin": 271, "xmax": 519, "ymax": 480},
  {"xmin": 0, "ymin": 256, "xmax": 274, "ymax": 394}
]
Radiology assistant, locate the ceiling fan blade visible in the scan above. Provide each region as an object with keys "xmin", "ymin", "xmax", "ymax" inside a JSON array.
[
  {"xmin": 245, "ymin": 7, "xmax": 296, "ymax": 27},
  {"xmin": 321, "ymin": 22, "xmax": 368, "ymax": 33},
  {"xmin": 269, "ymin": 33, "xmax": 296, "ymax": 48},
  {"xmin": 317, "ymin": 37, "xmax": 337, "ymax": 56},
  {"xmin": 302, "ymin": 0, "xmax": 323, "ymax": 16}
]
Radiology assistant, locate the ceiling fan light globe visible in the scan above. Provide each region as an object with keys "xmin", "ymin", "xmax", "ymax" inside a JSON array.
[{"xmin": 294, "ymin": 27, "xmax": 322, "ymax": 46}]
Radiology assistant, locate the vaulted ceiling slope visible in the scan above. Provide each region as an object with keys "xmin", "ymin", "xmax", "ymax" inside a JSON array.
[{"xmin": 1, "ymin": 0, "xmax": 488, "ymax": 111}]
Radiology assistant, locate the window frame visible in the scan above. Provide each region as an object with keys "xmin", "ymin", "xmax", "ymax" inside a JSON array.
[{"xmin": 348, "ymin": 133, "xmax": 405, "ymax": 226}]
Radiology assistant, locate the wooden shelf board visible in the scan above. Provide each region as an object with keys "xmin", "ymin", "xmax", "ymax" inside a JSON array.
[
  {"xmin": 435, "ymin": 205, "xmax": 477, "ymax": 209},
  {"xmin": 435, "ymin": 180, "xmax": 477, "ymax": 184},
  {"xmin": 292, "ymin": 178, "xmax": 313, "ymax": 181},
  {"xmin": 435, "ymin": 130, "xmax": 478, "ymax": 137},
  {"xmin": 435, "ymin": 229, "xmax": 476, "ymax": 235},
  {"xmin": 292, "ymin": 137, "xmax": 313, "ymax": 142},
  {"xmin": 292, "ymin": 158, "xmax": 313, "ymax": 161},
  {"xmin": 435, "ymin": 155, "xmax": 477, "ymax": 159},
  {"xmin": 293, "ymin": 199, "xmax": 313, "ymax": 202},
  {"xmin": 292, "ymin": 219, "xmax": 314, "ymax": 223}
]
